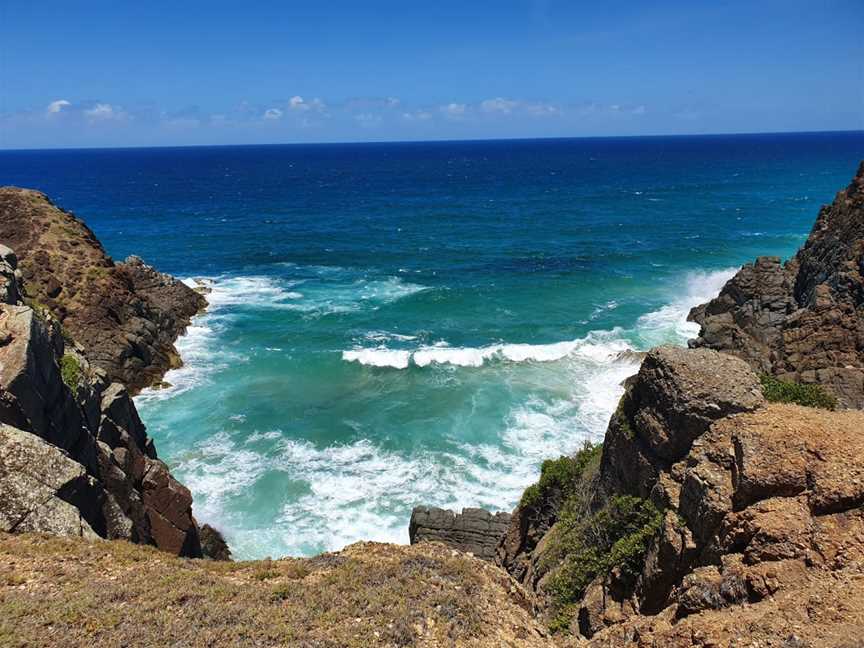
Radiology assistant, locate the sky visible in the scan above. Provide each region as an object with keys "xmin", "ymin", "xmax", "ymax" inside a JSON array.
[{"xmin": 0, "ymin": 0, "xmax": 862, "ymax": 149}]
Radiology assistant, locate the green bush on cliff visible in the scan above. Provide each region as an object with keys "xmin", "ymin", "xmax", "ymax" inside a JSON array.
[
  {"xmin": 519, "ymin": 442, "xmax": 602, "ymax": 509},
  {"xmin": 760, "ymin": 374, "xmax": 838, "ymax": 410},
  {"xmin": 544, "ymin": 495, "xmax": 663, "ymax": 633},
  {"xmin": 60, "ymin": 353, "xmax": 81, "ymax": 389}
]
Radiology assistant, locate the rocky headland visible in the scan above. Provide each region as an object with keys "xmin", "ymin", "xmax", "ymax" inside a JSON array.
[
  {"xmin": 0, "ymin": 188, "xmax": 213, "ymax": 557},
  {"xmin": 410, "ymin": 163, "xmax": 864, "ymax": 645},
  {"xmin": 688, "ymin": 161, "xmax": 864, "ymax": 409},
  {"xmin": 2, "ymin": 164, "xmax": 864, "ymax": 647},
  {"xmin": 0, "ymin": 187, "xmax": 206, "ymax": 393}
]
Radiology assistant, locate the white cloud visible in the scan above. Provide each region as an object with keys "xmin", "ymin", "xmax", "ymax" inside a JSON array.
[
  {"xmin": 287, "ymin": 96, "xmax": 326, "ymax": 112},
  {"xmin": 525, "ymin": 102, "xmax": 562, "ymax": 117},
  {"xmin": 354, "ymin": 113, "xmax": 382, "ymax": 127},
  {"xmin": 440, "ymin": 102, "xmax": 467, "ymax": 119},
  {"xmin": 480, "ymin": 97, "xmax": 519, "ymax": 114},
  {"xmin": 402, "ymin": 110, "xmax": 433, "ymax": 121},
  {"xmin": 84, "ymin": 103, "xmax": 127, "ymax": 122},
  {"xmin": 263, "ymin": 108, "xmax": 283, "ymax": 120},
  {"xmin": 46, "ymin": 99, "xmax": 71, "ymax": 114}
]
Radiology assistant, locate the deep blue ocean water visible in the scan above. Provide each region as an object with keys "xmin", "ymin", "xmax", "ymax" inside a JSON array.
[{"xmin": 1, "ymin": 132, "xmax": 862, "ymax": 558}]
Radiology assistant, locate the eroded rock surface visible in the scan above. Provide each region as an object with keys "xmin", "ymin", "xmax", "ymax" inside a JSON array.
[
  {"xmin": 0, "ymin": 187, "xmax": 206, "ymax": 392},
  {"xmin": 409, "ymin": 506, "xmax": 512, "ymax": 561},
  {"xmin": 497, "ymin": 345, "xmax": 864, "ymax": 646},
  {"xmin": 0, "ymin": 302, "xmax": 203, "ymax": 556},
  {"xmin": 689, "ymin": 162, "xmax": 864, "ymax": 408}
]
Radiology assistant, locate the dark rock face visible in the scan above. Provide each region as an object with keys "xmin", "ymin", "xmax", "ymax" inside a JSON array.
[
  {"xmin": 0, "ymin": 187, "xmax": 206, "ymax": 393},
  {"xmin": 0, "ymin": 291, "xmax": 202, "ymax": 557},
  {"xmin": 409, "ymin": 506, "xmax": 511, "ymax": 561},
  {"xmin": 689, "ymin": 161, "xmax": 864, "ymax": 408},
  {"xmin": 200, "ymin": 523, "xmax": 232, "ymax": 561}
]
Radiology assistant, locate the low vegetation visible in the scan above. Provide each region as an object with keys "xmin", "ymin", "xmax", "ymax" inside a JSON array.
[
  {"xmin": 0, "ymin": 533, "xmax": 549, "ymax": 648},
  {"xmin": 520, "ymin": 442, "xmax": 602, "ymax": 509},
  {"xmin": 760, "ymin": 374, "xmax": 838, "ymax": 410},
  {"xmin": 59, "ymin": 353, "xmax": 81, "ymax": 390},
  {"xmin": 543, "ymin": 495, "xmax": 662, "ymax": 633},
  {"xmin": 517, "ymin": 439, "xmax": 661, "ymax": 634}
]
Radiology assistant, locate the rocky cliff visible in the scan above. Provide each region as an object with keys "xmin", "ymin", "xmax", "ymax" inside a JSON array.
[
  {"xmin": 0, "ymin": 187, "xmax": 206, "ymax": 393},
  {"xmin": 484, "ymin": 163, "xmax": 864, "ymax": 645},
  {"xmin": 689, "ymin": 162, "xmax": 864, "ymax": 408},
  {"xmin": 495, "ymin": 346, "xmax": 864, "ymax": 645},
  {"xmin": 0, "ymin": 196, "xmax": 217, "ymax": 559},
  {"xmin": 0, "ymin": 260, "xmax": 202, "ymax": 555}
]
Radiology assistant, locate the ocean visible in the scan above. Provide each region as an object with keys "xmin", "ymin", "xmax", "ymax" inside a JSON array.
[{"xmin": 1, "ymin": 132, "xmax": 862, "ymax": 559}]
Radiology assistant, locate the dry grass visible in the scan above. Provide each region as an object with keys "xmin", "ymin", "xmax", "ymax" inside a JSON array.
[{"xmin": 0, "ymin": 533, "xmax": 552, "ymax": 648}]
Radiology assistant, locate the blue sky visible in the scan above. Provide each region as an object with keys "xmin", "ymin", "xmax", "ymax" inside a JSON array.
[{"xmin": 1, "ymin": 0, "xmax": 861, "ymax": 148}]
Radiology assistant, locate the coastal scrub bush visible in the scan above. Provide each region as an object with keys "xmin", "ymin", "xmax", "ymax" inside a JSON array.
[
  {"xmin": 544, "ymin": 495, "xmax": 663, "ymax": 633},
  {"xmin": 760, "ymin": 374, "xmax": 837, "ymax": 410},
  {"xmin": 60, "ymin": 353, "xmax": 81, "ymax": 389},
  {"xmin": 520, "ymin": 442, "xmax": 602, "ymax": 509}
]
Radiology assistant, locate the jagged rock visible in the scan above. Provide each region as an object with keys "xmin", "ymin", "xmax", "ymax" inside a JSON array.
[
  {"xmin": 0, "ymin": 305, "xmax": 94, "ymax": 464},
  {"xmin": 409, "ymin": 506, "xmax": 511, "ymax": 561},
  {"xmin": 599, "ymin": 346, "xmax": 763, "ymax": 499},
  {"xmin": 0, "ymin": 423, "xmax": 101, "ymax": 539},
  {"xmin": 0, "ymin": 187, "xmax": 206, "ymax": 392},
  {"xmin": 690, "ymin": 162, "xmax": 864, "ymax": 408},
  {"xmin": 576, "ymin": 574, "xmax": 639, "ymax": 638},
  {"xmin": 0, "ymin": 244, "xmax": 21, "ymax": 305},
  {"xmin": 200, "ymin": 523, "xmax": 232, "ymax": 561},
  {"xmin": 0, "ymin": 300, "xmax": 203, "ymax": 557},
  {"xmin": 496, "ymin": 486, "xmax": 569, "ymax": 586}
]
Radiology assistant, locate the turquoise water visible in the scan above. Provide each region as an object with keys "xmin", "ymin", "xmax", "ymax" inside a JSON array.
[{"xmin": 1, "ymin": 133, "xmax": 862, "ymax": 558}]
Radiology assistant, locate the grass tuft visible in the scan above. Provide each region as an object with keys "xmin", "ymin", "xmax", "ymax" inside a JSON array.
[
  {"xmin": 760, "ymin": 374, "xmax": 837, "ymax": 410},
  {"xmin": 60, "ymin": 353, "xmax": 81, "ymax": 390}
]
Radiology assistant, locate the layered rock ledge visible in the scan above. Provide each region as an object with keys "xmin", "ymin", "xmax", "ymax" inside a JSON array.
[{"xmin": 409, "ymin": 506, "xmax": 512, "ymax": 562}]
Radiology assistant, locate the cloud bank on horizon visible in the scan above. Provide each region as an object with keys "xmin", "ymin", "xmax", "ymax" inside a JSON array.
[{"xmin": 1, "ymin": 1, "xmax": 861, "ymax": 148}]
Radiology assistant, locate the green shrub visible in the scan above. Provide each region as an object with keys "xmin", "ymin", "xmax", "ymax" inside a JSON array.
[
  {"xmin": 519, "ymin": 442, "xmax": 602, "ymax": 509},
  {"xmin": 544, "ymin": 495, "xmax": 662, "ymax": 633},
  {"xmin": 760, "ymin": 374, "xmax": 837, "ymax": 410},
  {"xmin": 60, "ymin": 354, "xmax": 81, "ymax": 390}
]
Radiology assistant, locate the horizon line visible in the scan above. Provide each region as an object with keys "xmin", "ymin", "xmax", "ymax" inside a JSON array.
[{"xmin": 0, "ymin": 128, "xmax": 862, "ymax": 154}]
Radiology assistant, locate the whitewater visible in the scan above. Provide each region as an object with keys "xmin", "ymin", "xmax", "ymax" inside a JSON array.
[
  {"xmin": 8, "ymin": 133, "xmax": 855, "ymax": 559},
  {"xmin": 136, "ymin": 265, "xmax": 735, "ymax": 558}
]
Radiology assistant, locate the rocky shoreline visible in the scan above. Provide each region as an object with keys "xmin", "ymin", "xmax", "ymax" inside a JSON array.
[
  {"xmin": 0, "ymin": 187, "xmax": 206, "ymax": 394},
  {"xmin": 0, "ymin": 187, "xmax": 223, "ymax": 559},
  {"xmin": 406, "ymin": 162, "xmax": 864, "ymax": 644},
  {"xmin": 2, "ymin": 163, "xmax": 864, "ymax": 646}
]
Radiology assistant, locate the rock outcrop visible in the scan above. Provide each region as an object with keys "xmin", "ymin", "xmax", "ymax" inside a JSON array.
[
  {"xmin": 409, "ymin": 506, "xmax": 512, "ymax": 561},
  {"xmin": 689, "ymin": 162, "xmax": 864, "ymax": 408},
  {"xmin": 0, "ymin": 187, "xmax": 206, "ymax": 393},
  {"xmin": 0, "ymin": 302, "xmax": 203, "ymax": 556},
  {"xmin": 496, "ymin": 345, "xmax": 864, "ymax": 645}
]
